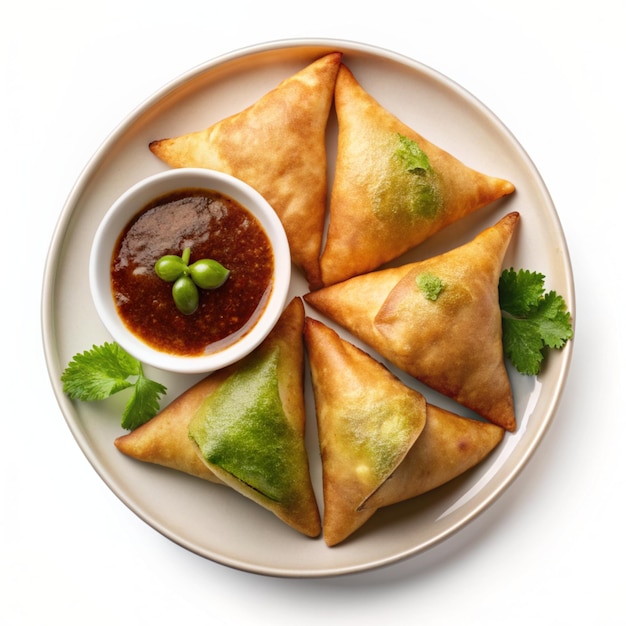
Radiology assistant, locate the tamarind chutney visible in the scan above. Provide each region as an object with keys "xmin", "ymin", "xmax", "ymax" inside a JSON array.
[{"xmin": 111, "ymin": 188, "xmax": 274, "ymax": 356}]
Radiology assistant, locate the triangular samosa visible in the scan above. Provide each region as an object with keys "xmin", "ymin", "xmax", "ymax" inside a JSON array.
[
  {"xmin": 304, "ymin": 317, "xmax": 427, "ymax": 546},
  {"xmin": 319, "ymin": 63, "xmax": 515, "ymax": 287},
  {"xmin": 149, "ymin": 52, "xmax": 342, "ymax": 289},
  {"xmin": 115, "ymin": 297, "xmax": 321, "ymax": 538},
  {"xmin": 305, "ymin": 212, "xmax": 519, "ymax": 431},
  {"xmin": 304, "ymin": 317, "xmax": 503, "ymax": 546}
]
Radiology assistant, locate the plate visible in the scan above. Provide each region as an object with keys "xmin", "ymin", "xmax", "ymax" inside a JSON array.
[{"xmin": 42, "ymin": 38, "xmax": 574, "ymax": 577}]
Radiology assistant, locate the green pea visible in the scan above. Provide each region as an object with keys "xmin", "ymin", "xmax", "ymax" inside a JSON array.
[
  {"xmin": 189, "ymin": 259, "xmax": 231, "ymax": 289},
  {"xmin": 155, "ymin": 255, "xmax": 187, "ymax": 282},
  {"xmin": 172, "ymin": 275, "xmax": 199, "ymax": 315}
]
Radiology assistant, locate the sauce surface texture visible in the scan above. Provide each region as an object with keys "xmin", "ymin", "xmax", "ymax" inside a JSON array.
[{"xmin": 111, "ymin": 188, "xmax": 274, "ymax": 356}]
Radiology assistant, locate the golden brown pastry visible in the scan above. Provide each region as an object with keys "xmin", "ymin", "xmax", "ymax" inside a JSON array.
[
  {"xmin": 304, "ymin": 317, "xmax": 426, "ymax": 545},
  {"xmin": 149, "ymin": 52, "xmax": 342, "ymax": 289},
  {"xmin": 115, "ymin": 298, "xmax": 321, "ymax": 538},
  {"xmin": 305, "ymin": 212, "xmax": 519, "ymax": 431},
  {"xmin": 361, "ymin": 403, "xmax": 504, "ymax": 511},
  {"xmin": 319, "ymin": 63, "xmax": 515, "ymax": 287},
  {"xmin": 304, "ymin": 317, "xmax": 503, "ymax": 546}
]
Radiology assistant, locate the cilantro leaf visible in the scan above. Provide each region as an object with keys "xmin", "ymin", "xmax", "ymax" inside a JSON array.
[
  {"xmin": 121, "ymin": 374, "xmax": 167, "ymax": 430},
  {"xmin": 61, "ymin": 342, "xmax": 167, "ymax": 429},
  {"xmin": 501, "ymin": 316, "xmax": 545, "ymax": 376},
  {"xmin": 534, "ymin": 291, "xmax": 574, "ymax": 349},
  {"xmin": 499, "ymin": 269, "xmax": 573, "ymax": 376},
  {"xmin": 61, "ymin": 342, "xmax": 139, "ymax": 400},
  {"xmin": 498, "ymin": 268, "xmax": 546, "ymax": 315}
]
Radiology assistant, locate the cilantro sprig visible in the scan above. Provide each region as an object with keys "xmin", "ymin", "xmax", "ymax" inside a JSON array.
[
  {"xmin": 61, "ymin": 342, "xmax": 167, "ymax": 430},
  {"xmin": 499, "ymin": 268, "xmax": 573, "ymax": 376}
]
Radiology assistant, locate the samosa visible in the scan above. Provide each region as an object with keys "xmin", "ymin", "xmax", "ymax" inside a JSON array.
[
  {"xmin": 320, "ymin": 63, "xmax": 515, "ymax": 287},
  {"xmin": 305, "ymin": 212, "xmax": 519, "ymax": 431},
  {"xmin": 304, "ymin": 317, "xmax": 427, "ymax": 545},
  {"xmin": 149, "ymin": 52, "xmax": 342, "ymax": 289},
  {"xmin": 115, "ymin": 297, "xmax": 321, "ymax": 538},
  {"xmin": 304, "ymin": 317, "xmax": 504, "ymax": 546}
]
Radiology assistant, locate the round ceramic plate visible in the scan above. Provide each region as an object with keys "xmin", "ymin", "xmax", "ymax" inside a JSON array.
[{"xmin": 42, "ymin": 38, "xmax": 574, "ymax": 577}]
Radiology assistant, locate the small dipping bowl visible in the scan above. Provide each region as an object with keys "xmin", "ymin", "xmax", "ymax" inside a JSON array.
[{"xmin": 90, "ymin": 168, "xmax": 291, "ymax": 374}]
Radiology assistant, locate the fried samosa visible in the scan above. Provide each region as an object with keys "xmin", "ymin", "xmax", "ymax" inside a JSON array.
[
  {"xmin": 149, "ymin": 52, "xmax": 342, "ymax": 289},
  {"xmin": 319, "ymin": 63, "xmax": 515, "ymax": 287},
  {"xmin": 304, "ymin": 317, "xmax": 426, "ymax": 545},
  {"xmin": 304, "ymin": 317, "xmax": 503, "ymax": 546},
  {"xmin": 305, "ymin": 212, "xmax": 519, "ymax": 431},
  {"xmin": 115, "ymin": 297, "xmax": 321, "ymax": 538}
]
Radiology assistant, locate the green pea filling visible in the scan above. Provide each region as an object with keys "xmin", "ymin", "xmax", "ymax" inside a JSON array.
[
  {"xmin": 188, "ymin": 348, "xmax": 302, "ymax": 503},
  {"xmin": 337, "ymin": 395, "xmax": 419, "ymax": 488},
  {"xmin": 416, "ymin": 272, "xmax": 446, "ymax": 301},
  {"xmin": 372, "ymin": 134, "xmax": 443, "ymax": 223}
]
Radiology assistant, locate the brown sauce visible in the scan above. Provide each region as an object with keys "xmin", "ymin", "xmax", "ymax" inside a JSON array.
[{"xmin": 111, "ymin": 188, "xmax": 274, "ymax": 356}]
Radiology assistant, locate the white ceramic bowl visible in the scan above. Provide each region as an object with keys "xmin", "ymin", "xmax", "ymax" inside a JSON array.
[{"xmin": 89, "ymin": 168, "xmax": 291, "ymax": 374}]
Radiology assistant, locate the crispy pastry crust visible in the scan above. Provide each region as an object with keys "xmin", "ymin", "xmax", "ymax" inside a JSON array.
[
  {"xmin": 362, "ymin": 403, "xmax": 504, "ymax": 511},
  {"xmin": 320, "ymin": 64, "xmax": 515, "ymax": 287},
  {"xmin": 304, "ymin": 317, "xmax": 503, "ymax": 546},
  {"xmin": 116, "ymin": 298, "xmax": 321, "ymax": 538},
  {"xmin": 306, "ymin": 212, "xmax": 519, "ymax": 431},
  {"xmin": 149, "ymin": 52, "xmax": 342, "ymax": 289},
  {"xmin": 304, "ymin": 317, "xmax": 426, "ymax": 546}
]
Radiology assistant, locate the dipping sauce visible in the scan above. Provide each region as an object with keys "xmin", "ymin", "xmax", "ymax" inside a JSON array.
[{"xmin": 111, "ymin": 188, "xmax": 274, "ymax": 356}]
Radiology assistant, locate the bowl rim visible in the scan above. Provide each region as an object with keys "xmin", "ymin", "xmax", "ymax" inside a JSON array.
[{"xmin": 88, "ymin": 167, "xmax": 291, "ymax": 374}]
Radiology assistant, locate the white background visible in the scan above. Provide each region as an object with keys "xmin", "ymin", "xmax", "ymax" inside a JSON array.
[{"xmin": 3, "ymin": 1, "xmax": 624, "ymax": 624}]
